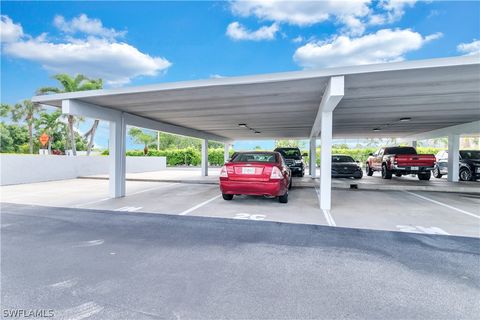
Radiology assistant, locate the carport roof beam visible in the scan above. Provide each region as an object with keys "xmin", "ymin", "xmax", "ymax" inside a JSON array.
[
  {"xmin": 310, "ymin": 76, "xmax": 345, "ymax": 138},
  {"xmin": 61, "ymin": 99, "xmax": 232, "ymax": 143}
]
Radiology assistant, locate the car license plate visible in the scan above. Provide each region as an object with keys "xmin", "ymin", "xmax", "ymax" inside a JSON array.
[
  {"xmin": 242, "ymin": 167, "xmax": 255, "ymax": 174},
  {"xmin": 411, "ymin": 166, "xmax": 419, "ymax": 171}
]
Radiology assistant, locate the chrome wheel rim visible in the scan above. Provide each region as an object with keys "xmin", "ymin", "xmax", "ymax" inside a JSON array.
[{"xmin": 460, "ymin": 170, "xmax": 470, "ymax": 181}]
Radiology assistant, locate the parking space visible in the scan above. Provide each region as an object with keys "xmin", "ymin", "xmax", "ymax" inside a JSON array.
[{"xmin": 1, "ymin": 177, "xmax": 478, "ymax": 238}]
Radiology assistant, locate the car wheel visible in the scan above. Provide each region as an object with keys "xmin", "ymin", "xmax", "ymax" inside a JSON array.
[
  {"xmin": 300, "ymin": 171, "xmax": 305, "ymax": 177},
  {"xmin": 382, "ymin": 164, "xmax": 392, "ymax": 179},
  {"xmin": 288, "ymin": 178, "xmax": 292, "ymax": 190},
  {"xmin": 432, "ymin": 166, "xmax": 443, "ymax": 178},
  {"xmin": 418, "ymin": 172, "xmax": 431, "ymax": 181},
  {"xmin": 366, "ymin": 164, "xmax": 374, "ymax": 176},
  {"xmin": 222, "ymin": 194, "xmax": 233, "ymax": 201},
  {"xmin": 459, "ymin": 168, "xmax": 472, "ymax": 181},
  {"xmin": 278, "ymin": 192, "xmax": 288, "ymax": 203}
]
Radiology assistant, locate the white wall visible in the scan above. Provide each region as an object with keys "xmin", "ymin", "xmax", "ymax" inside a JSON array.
[{"xmin": 0, "ymin": 155, "xmax": 166, "ymax": 186}]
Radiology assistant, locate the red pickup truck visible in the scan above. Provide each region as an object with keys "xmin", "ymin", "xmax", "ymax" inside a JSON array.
[{"xmin": 366, "ymin": 147, "xmax": 436, "ymax": 180}]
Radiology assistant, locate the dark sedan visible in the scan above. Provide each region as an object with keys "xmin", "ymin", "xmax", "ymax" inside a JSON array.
[
  {"xmin": 332, "ymin": 155, "xmax": 363, "ymax": 179},
  {"xmin": 433, "ymin": 150, "xmax": 480, "ymax": 181}
]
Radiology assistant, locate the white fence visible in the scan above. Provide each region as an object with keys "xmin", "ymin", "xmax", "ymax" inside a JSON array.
[{"xmin": 0, "ymin": 155, "xmax": 166, "ymax": 186}]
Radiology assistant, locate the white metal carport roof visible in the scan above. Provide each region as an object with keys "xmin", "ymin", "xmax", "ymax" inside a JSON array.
[
  {"xmin": 31, "ymin": 55, "xmax": 480, "ymax": 210},
  {"xmin": 32, "ymin": 55, "xmax": 480, "ymax": 141}
]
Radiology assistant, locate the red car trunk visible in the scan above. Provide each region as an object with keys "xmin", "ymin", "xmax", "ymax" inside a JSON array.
[{"xmin": 227, "ymin": 163, "xmax": 273, "ymax": 182}]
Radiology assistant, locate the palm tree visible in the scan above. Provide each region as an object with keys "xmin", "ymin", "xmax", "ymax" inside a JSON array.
[
  {"xmin": 0, "ymin": 103, "xmax": 11, "ymax": 118},
  {"xmin": 35, "ymin": 110, "xmax": 65, "ymax": 154},
  {"xmin": 10, "ymin": 100, "xmax": 43, "ymax": 154},
  {"xmin": 37, "ymin": 74, "xmax": 103, "ymax": 156},
  {"xmin": 128, "ymin": 127, "xmax": 156, "ymax": 155}
]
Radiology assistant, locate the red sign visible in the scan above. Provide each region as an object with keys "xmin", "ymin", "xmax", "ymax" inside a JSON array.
[{"xmin": 39, "ymin": 133, "xmax": 49, "ymax": 146}]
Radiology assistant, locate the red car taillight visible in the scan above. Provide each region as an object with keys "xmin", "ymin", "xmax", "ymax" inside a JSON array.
[
  {"xmin": 220, "ymin": 166, "xmax": 228, "ymax": 178},
  {"xmin": 270, "ymin": 166, "xmax": 283, "ymax": 180}
]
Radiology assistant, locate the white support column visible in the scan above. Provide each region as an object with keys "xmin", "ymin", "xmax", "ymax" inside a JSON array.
[
  {"xmin": 309, "ymin": 137, "xmax": 317, "ymax": 177},
  {"xmin": 411, "ymin": 140, "xmax": 417, "ymax": 148},
  {"xmin": 310, "ymin": 76, "xmax": 344, "ymax": 211},
  {"xmin": 201, "ymin": 139, "xmax": 208, "ymax": 176},
  {"xmin": 109, "ymin": 113, "xmax": 126, "ymax": 198},
  {"xmin": 447, "ymin": 134, "xmax": 460, "ymax": 182},
  {"xmin": 320, "ymin": 112, "xmax": 333, "ymax": 210},
  {"xmin": 224, "ymin": 143, "xmax": 231, "ymax": 163}
]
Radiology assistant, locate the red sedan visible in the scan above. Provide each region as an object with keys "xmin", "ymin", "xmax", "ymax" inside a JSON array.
[{"xmin": 219, "ymin": 151, "xmax": 292, "ymax": 203}]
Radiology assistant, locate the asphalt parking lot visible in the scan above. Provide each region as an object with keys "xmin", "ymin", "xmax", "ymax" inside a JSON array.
[
  {"xmin": 1, "ymin": 203, "xmax": 479, "ymax": 319},
  {"xmin": 1, "ymin": 177, "xmax": 479, "ymax": 237}
]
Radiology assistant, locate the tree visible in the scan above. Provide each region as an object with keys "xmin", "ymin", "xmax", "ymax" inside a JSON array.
[
  {"xmin": 0, "ymin": 123, "xmax": 14, "ymax": 152},
  {"xmin": 275, "ymin": 139, "xmax": 306, "ymax": 149},
  {"xmin": 128, "ymin": 127, "xmax": 156, "ymax": 155},
  {"xmin": 0, "ymin": 103, "xmax": 11, "ymax": 118},
  {"xmin": 9, "ymin": 100, "xmax": 43, "ymax": 154},
  {"xmin": 35, "ymin": 110, "xmax": 66, "ymax": 154},
  {"xmin": 37, "ymin": 74, "xmax": 103, "ymax": 156}
]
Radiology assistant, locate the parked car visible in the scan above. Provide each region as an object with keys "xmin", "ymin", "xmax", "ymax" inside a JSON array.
[
  {"xmin": 332, "ymin": 155, "xmax": 363, "ymax": 179},
  {"xmin": 273, "ymin": 147, "xmax": 306, "ymax": 177},
  {"xmin": 433, "ymin": 150, "xmax": 480, "ymax": 181},
  {"xmin": 366, "ymin": 146, "xmax": 436, "ymax": 180},
  {"xmin": 219, "ymin": 151, "xmax": 292, "ymax": 203}
]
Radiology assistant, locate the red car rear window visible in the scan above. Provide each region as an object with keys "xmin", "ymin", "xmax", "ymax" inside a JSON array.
[{"xmin": 231, "ymin": 153, "xmax": 277, "ymax": 163}]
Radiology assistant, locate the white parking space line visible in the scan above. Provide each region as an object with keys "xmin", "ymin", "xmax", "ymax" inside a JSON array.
[
  {"xmin": 322, "ymin": 209, "xmax": 337, "ymax": 227},
  {"xmin": 313, "ymin": 183, "xmax": 336, "ymax": 226},
  {"xmin": 74, "ymin": 183, "xmax": 177, "ymax": 208},
  {"xmin": 179, "ymin": 194, "xmax": 222, "ymax": 216},
  {"xmin": 404, "ymin": 191, "xmax": 480, "ymax": 220}
]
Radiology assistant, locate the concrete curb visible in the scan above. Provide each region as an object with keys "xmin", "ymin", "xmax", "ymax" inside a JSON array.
[{"xmin": 78, "ymin": 176, "xmax": 480, "ymax": 194}]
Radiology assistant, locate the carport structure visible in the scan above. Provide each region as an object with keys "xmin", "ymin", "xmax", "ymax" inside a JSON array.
[{"xmin": 32, "ymin": 55, "xmax": 480, "ymax": 211}]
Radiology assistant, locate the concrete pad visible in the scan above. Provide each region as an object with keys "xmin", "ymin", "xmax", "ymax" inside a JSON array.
[
  {"xmin": 184, "ymin": 187, "xmax": 328, "ymax": 225},
  {"xmin": 0, "ymin": 178, "xmax": 172, "ymax": 208},
  {"xmin": 1, "ymin": 178, "xmax": 478, "ymax": 238},
  {"xmin": 331, "ymin": 189, "xmax": 480, "ymax": 238},
  {"xmin": 80, "ymin": 167, "xmax": 480, "ymax": 194},
  {"xmin": 332, "ymin": 174, "xmax": 480, "ymax": 193}
]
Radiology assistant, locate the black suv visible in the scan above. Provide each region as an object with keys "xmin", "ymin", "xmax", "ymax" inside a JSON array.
[
  {"xmin": 433, "ymin": 150, "xmax": 480, "ymax": 181},
  {"xmin": 274, "ymin": 147, "xmax": 306, "ymax": 177}
]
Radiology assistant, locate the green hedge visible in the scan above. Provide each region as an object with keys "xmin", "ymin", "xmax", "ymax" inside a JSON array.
[
  {"xmin": 102, "ymin": 148, "xmax": 234, "ymax": 166},
  {"xmin": 102, "ymin": 147, "xmax": 442, "ymax": 167}
]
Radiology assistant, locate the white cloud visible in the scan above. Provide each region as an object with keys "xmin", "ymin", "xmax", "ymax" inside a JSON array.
[
  {"xmin": 226, "ymin": 21, "xmax": 279, "ymax": 41},
  {"xmin": 292, "ymin": 36, "xmax": 304, "ymax": 43},
  {"xmin": 293, "ymin": 28, "xmax": 441, "ymax": 69},
  {"xmin": 230, "ymin": 0, "xmax": 371, "ymax": 26},
  {"xmin": 54, "ymin": 14, "xmax": 125, "ymax": 39},
  {"xmin": 457, "ymin": 39, "xmax": 480, "ymax": 56},
  {"xmin": 229, "ymin": 0, "xmax": 418, "ymax": 37},
  {"xmin": 376, "ymin": 0, "xmax": 417, "ymax": 24},
  {"xmin": 1, "ymin": 15, "xmax": 24, "ymax": 42},
  {"xmin": 1, "ymin": 15, "xmax": 171, "ymax": 86}
]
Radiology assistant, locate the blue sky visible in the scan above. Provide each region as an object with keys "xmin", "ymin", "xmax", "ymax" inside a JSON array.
[{"xmin": 1, "ymin": 1, "xmax": 479, "ymax": 150}]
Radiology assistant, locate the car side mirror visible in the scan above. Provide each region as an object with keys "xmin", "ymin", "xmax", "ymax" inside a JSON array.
[{"xmin": 302, "ymin": 153, "xmax": 308, "ymax": 157}]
